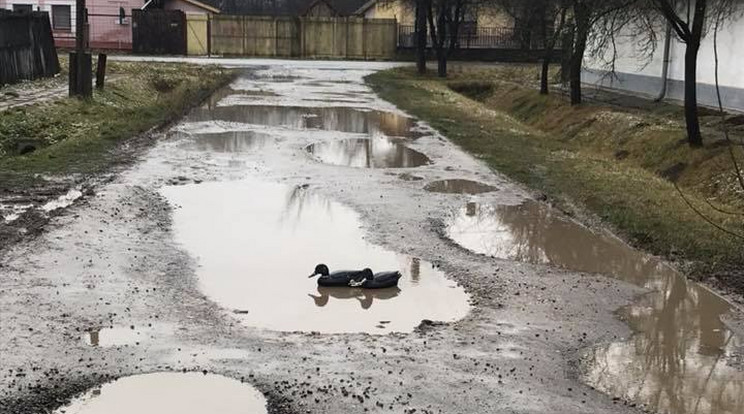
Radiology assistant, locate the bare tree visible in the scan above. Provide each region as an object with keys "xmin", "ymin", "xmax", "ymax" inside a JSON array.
[
  {"xmin": 416, "ymin": 0, "xmax": 428, "ymax": 73},
  {"xmin": 566, "ymin": 0, "xmax": 639, "ymax": 105},
  {"xmin": 426, "ymin": 0, "xmax": 476, "ymax": 77},
  {"xmin": 641, "ymin": 0, "xmax": 741, "ymax": 147},
  {"xmin": 540, "ymin": 0, "xmax": 570, "ymax": 95}
]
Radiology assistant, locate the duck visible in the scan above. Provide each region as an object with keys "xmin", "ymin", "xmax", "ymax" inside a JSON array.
[
  {"xmin": 308, "ymin": 264, "xmax": 368, "ymax": 287},
  {"xmin": 308, "ymin": 264, "xmax": 402, "ymax": 289}
]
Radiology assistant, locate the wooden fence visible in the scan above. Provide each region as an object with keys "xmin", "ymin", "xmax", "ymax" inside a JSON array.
[
  {"xmin": 209, "ymin": 16, "xmax": 396, "ymax": 60},
  {"xmin": 0, "ymin": 10, "xmax": 60, "ymax": 85}
]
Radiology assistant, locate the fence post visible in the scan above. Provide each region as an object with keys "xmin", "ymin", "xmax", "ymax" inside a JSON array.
[{"xmin": 95, "ymin": 53, "xmax": 106, "ymax": 90}]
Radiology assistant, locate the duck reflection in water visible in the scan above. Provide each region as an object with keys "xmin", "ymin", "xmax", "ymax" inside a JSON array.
[{"xmin": 308, "ymin": 286, "xmax": 401, "ymax": 309}]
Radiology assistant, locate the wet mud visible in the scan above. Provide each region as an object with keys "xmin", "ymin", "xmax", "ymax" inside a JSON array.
[
  {"xmin": 1, "ymin": 58, "xmax": 741, "ymax": 414},
  {"xmin": 447, "ymin": 200, "xmax": 744, "ymax": 414},
  {"xmin": 424, "ymin": 179, "xmax": 498, "ymax": 194}
]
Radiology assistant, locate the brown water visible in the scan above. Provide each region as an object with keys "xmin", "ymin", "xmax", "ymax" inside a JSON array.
[
  {"xmin": 177, "ymin": 130, "xmax": 272, "ymax": 153},
  {"xmin": 161, "ymin": 178, "xmax": 469, "ymax": 334},
  {"xmin": 307, "ymin": 138, "xmax": 431, "ymax": 169},
  {"xmin": 188, "ymin": 105, "xmax": 415, "ymax": 137},
  {"xmin": 446, "ymin": 200, "xmax": 744, "ymax": 414},
  {"xmin": 424, "ymin": 179, "xmax": 498, "ymax": 194},
  {"xmin": 52, "ymin": 373, "xmax": 267, "ymax": 414}
]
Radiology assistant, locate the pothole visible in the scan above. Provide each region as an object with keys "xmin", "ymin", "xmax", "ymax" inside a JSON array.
[
  {"xmin": 188, "ymin": 105, "xmax": 416, "ymax": 137},
  {"xmin": 53, "ymin": 373, "xmax": 267, "ymax": 414},
  {"xmin": 160, "ymin": 178, "xmax": 469, "ymax": 333},
  {"xmin": 424, "ymin": 179, "xmax": 498, "ymax": 194},
  {"xmin": 307, "ymin": 138, "xmax": 431, "ymax": 169},
  {"xmin": 177, "ymin": 130, "xmax": 273, "ymax": 153},
  {"xmin": 446, "ymin": 199, "xmax": 744, "ymax": 414}
]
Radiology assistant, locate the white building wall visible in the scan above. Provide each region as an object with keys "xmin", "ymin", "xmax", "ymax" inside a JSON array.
[{"xmin": 584, "ymin": 17, "xmax": 744, "ymax": 111}]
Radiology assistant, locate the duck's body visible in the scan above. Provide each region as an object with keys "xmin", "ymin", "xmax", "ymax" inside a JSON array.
[
  {"xmin": 309, "ymin": 264, "xmax": 402, "ymax": 289},
  {"xmin": 349, "ymin": 271, "xmax": 402, "ymax": 289},
  {"xmin": 316, "ymin": 269, "xmax": 368, "ymax": 287}
]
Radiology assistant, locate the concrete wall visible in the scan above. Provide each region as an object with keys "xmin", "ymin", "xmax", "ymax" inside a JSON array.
[
  {"xmin": 584, "ymin": 18, "xmax": 744, "ymax": 111},
  {"xmin": 211, "ymin": 16, "xmax": 397, "ymax": 60}
]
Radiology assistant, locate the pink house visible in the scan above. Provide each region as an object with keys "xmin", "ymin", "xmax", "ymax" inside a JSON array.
[{"xmin": 0, "ymin": 0, "xmax": 217, "ymax": 50}]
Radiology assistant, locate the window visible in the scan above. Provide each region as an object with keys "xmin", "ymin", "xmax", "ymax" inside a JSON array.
[
  {"xmin": 12, "ymin": 4, "xmax": 33, "ymax": 13},
  {"xmin": 52, "ymin": 5, "xmax": 71, "ymax": 31}
]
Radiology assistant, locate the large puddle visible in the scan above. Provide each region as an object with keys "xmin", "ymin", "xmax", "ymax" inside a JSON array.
[
  {"xmin": 161, "ymin": 179, "xmax": 469, "ymax": 334},
  {"xmin": 177, "ymin": 130, "xmax": 273, "ymax": 153},
  {"xmin": 447, "ymin": 200, "xmax": 744, "ymax": 414},
  {"xmin": 188, "ymin": 104, "xmax": 415, "ymax": 137},
  {"xmin": 307, "ymin": 138, "xmax": 431, "ymax": 169},
  {"xmin": 53, "ymin": 373, "xmax": 267, "ymax": 414}
]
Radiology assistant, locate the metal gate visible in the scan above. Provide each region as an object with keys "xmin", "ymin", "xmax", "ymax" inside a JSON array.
[{"xmin": 132, "ymin": 10, "xmax": 186, "ymax": 55}]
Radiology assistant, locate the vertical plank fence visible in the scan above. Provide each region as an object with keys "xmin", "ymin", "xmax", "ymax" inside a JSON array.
[
  {"xmin": 0, "ymin": 10, "xmax": 60, "ymax": 85},
  {"xmin": 209, "ymin": 16, "xmax": 396, "ymax": 60}
]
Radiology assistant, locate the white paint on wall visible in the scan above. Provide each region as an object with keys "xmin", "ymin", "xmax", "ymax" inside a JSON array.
[{"xmin": 586, "ymin": 17, "xmax": 744, "ymax": 92}]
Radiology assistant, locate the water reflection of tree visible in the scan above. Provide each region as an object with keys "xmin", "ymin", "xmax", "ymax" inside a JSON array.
[
  {"xmin": 281, "ymin": 185, "xmax": 333, "ymax": 227},
  {"xmin": 451, "ymin": 201, "xmax": 672, "ymax": 287},
  {"xmin": 191, "ymin": 131, "xmax": 268, "ymax": 153},
  {"xmin": 310, "ymin": 138, "xmax": 428, "ymax": 169},
  {"xmin": 456, "ymin": 200, "xmax": 744, "ymax": 413}
]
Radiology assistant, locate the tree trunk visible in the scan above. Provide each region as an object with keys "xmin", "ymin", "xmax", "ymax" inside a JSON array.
[
  {"xmin": 415, "ymin": 1, "xmax": 427, "ymax": 74},
  {"xmin": 540, "ymin": 53, "xmax": 552, "ymax": 95},
  {"xmin": 435, "ymin": 6, "xmax": 447, "ymax": 78},
  {"xmin": 437, "ymin": 50, "xmax": 447, "ymax": 77},
  {"xmin": 684, "ymin": 43, "xmax": 703, "ymax": 147},
  {"xmin": 569, "ymin": 8, "xmax": 589, "ymax": 106}
]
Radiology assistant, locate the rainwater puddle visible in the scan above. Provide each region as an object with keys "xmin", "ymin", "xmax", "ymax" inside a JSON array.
[
  {"xmin": 53, "ymin": 372, "xmax": 267, "ymax": 414},
  {"xmin": 178, "ymin": 130, "xmax": 273, "ymax": 153},
  {"xmin": 446, "ymin": 200, "xmax": 744, "ymax": 414},
  {"xmin": 188, "ymin": 105, "xmax": 415, "ymax": 137},
  {"xmin": 83, "ymin": 325, "xmax": 161, "ymax": 347},
  {"xmin": 425, "ymin": 179, "xmax": 498, "ymax": 194},
  {"xmin": 307, "ymin": 138, "xmax": 431, "ymax": 169},
  {"xmin": 42, "ymin": 189, "xmax": 83, "ymax": 213},
  {"xmin": 161, "ymin": 178, "xmax": 469, "ymax": 334}
]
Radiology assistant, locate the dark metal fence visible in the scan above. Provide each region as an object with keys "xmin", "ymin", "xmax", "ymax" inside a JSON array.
[
  {"xmin": 0, "ymin": 10, "xmax": 60, "ymax": 84},
  {"xmin": 397, "ymin": 25, "xmax": 547, "ymax": 50}
]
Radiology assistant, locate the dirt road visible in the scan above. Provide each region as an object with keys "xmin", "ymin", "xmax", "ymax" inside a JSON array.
[{"xmin": 1, "ymin": 59, "xmax": 741, "ymax": 414}]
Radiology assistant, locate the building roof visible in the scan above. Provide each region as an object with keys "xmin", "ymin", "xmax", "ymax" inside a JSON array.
[{"xmin": 213, "ymin": 0, "xmax": 368, "ymax": 16}]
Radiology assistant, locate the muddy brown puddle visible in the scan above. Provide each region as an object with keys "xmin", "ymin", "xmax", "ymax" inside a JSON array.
[
  {"xmin": 307, "ymin": 138, "xmax": 430, "ymax": 169},
  {"xmin": 161, "ymin": 178, "xmax": 469, "ymax": 334},
  {"xmin": 447, "ymin": 200, "xmax": 744, "ymax": 414},
  {"xmin": 188, "ymin": 104, "xmax": 415, "ymax": 137},
  {"xmin": 425, "ymin": 179, "xmax": 498, "ymax": 194},
  {"xmin": 53, "ymin": 373, "xmax": 266, "ymax": 414}
]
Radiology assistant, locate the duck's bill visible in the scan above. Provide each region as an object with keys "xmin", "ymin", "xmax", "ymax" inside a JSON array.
[{"xmin": 308, "ymin": 273, "xmax": 318, "ymax": 278}]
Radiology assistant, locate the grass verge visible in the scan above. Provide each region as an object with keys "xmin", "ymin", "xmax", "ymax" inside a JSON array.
[
  {"xmin": 0, "ymin": 59, "xmax": 235, "ymax": 190},
  {"xmin": 367, "ymin": 65, "xmax": 744, "ymax": 296}
]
